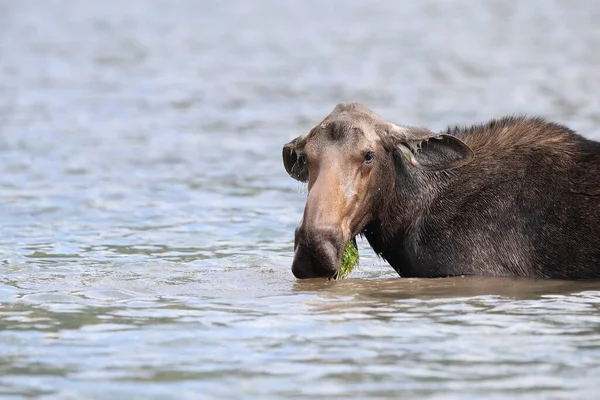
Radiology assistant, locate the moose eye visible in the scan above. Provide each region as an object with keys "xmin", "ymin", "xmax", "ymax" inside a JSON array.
[{"xmin": 364, "ymin": 151, "xmax": 374, "ymax": 164}]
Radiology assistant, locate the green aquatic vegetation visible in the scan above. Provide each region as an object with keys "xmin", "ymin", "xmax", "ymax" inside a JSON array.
[{"xmin": 336, "ymin": 241, "xmax": 359, "ymax": 280}]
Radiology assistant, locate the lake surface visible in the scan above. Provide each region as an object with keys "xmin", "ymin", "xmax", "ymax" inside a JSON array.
[{"xmin": 1, "ymin": 1, "xmax": 600, "ymax": 398}]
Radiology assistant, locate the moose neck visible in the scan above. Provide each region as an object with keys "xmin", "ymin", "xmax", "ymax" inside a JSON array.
[{"xmin": 362, "ymin": 158, "xmax": 451, "ymax": 277}]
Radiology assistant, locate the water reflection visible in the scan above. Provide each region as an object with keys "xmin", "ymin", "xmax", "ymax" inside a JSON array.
[{"xmin": 293, "ymin": 276, "xmax": 600, "ymax": 300}]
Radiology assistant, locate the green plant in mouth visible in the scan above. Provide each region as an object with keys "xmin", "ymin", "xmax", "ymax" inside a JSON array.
[{"xmin": 336, "ymin": 240, "xmax": 359, "ymax": 280}]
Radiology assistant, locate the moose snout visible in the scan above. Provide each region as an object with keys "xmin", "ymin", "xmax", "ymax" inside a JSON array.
[{"xmin": 291, "ymin": 226, "xmax": 344, "ymax": 279}]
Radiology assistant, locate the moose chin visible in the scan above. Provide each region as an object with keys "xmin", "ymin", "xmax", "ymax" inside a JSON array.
[{"xmin": 283, "ymin": 102, "xmax": 600, "ymax": 280}]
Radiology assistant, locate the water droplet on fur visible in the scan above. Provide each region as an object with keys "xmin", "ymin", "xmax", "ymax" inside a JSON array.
[{"xmin": 296, "ymin": 182, "xmax": 307, "ymax": 195}]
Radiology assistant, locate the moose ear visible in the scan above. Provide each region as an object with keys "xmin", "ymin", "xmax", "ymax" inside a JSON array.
[
  {"xmin": 282, "ymin": 138, "xmax": 308, "ymax": 182},
  {"xmin": 397, "ymin": 134, "xmax": 474, "ymax": 171}
]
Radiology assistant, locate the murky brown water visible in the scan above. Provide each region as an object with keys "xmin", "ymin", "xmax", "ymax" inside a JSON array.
[{"xmin": 1, "ymin": 1, "xmax": 600, "ymax": 399}]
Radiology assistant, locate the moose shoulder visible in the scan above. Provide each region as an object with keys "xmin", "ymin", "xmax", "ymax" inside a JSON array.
[{"xmin": 282, "ymin": 102, "xmax": 600, "ymax": 280}]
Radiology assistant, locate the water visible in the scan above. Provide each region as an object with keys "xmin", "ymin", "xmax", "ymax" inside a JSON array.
[{"xmin": 1, "ymin": 1, "xmax": 600, "ymax": 398}]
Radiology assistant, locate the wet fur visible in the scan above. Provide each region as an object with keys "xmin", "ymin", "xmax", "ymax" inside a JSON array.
[{"xmin": 366, "ymin": 116, "xmax": 600, "ymax": 279}]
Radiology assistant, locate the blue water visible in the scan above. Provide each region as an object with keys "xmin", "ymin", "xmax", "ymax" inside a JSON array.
[{"xmin": 1, "ymin": 1, "xmax": 600, "ymax": 398}]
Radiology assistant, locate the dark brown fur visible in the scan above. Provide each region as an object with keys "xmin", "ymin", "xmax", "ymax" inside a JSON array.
[{"xmin": 283, "ymin": 103, "xmax": 600, "ymax": 279}]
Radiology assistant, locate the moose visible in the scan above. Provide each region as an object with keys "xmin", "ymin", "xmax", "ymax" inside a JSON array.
[{"xmin": 283, "ymin": 102, "xmax": 600, "ymax": 280}]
